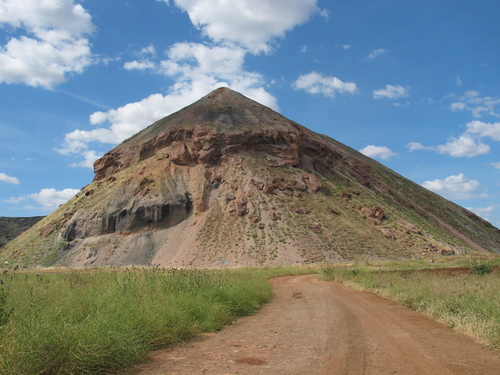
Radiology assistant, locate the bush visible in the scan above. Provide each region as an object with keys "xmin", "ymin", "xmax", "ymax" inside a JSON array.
[{"xmin": 470, "ymin": 262, "xmax": 492, "ymax": 275}]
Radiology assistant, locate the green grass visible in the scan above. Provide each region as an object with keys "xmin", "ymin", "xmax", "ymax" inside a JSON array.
[
  {"xmin": 0, "ymin": 266, "xmax": 312, "ymax": 374},
  {"xmin": 321, "ymin": 259, "xmax": 500, "ymax": 349}
]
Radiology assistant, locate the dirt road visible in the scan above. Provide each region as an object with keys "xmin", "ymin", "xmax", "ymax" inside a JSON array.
[{"xmin": 126, "ymin": 275, "xmax": 499, "ymax": 375}]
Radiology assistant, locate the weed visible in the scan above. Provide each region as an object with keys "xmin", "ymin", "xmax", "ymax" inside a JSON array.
[
  {"xmin": 470, "ymin": 261, "xmax": 492, "ymax": 275},
  {"xmin": 0, "ymin": 286, "xmax": 13, "ymax": 327}
]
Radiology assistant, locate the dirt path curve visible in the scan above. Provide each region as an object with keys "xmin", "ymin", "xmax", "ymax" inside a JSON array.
[{"xmin": 125, "ymin": 275, "xmax": 499, "ymax": 375}]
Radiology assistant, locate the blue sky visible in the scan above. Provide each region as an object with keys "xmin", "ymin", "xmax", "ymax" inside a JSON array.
[{"xmin": 0, "ymin": 0, "xmax": 499, "ymax": 228}]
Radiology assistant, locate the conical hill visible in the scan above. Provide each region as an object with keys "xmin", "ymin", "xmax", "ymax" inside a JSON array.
[{"xmin": 2, "ymin": 88, "xmax": 499, "ymax": 267}]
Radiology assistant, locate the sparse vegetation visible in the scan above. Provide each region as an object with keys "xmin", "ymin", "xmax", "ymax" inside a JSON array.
[
  {"xmin": 0, "ymin": 266, "xmax": 312, "ymax": 374},
  {"xmin": 321, "ymin": 258, "xmax": 500, "ymax": 349}
]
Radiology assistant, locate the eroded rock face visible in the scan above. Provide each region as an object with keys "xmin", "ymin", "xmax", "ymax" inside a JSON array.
[{"xmin": 61, "ymin": 195, "xmax": 193, "ymax": 241}]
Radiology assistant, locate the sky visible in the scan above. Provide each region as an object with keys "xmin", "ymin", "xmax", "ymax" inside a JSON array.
[{"xmin": 0, "ymin": 0, "xmax": 499, "ymax": 228}]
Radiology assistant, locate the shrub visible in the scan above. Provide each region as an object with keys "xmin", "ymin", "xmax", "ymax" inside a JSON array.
[{"xmin": 470, "ymin": 262, "xmax": 492, "ymax": 275}]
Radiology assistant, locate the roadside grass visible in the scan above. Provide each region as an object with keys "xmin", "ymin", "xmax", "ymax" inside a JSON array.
[
  {"xmin": 321, "ymin": 257, "xmax": 500, "ymax": 349},
  {"xmin": 0, "ymin": 266, "xmax": 312, "ymax": 375}
]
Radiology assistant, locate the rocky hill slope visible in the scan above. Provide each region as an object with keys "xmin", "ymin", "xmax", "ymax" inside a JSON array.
[{"xmin": 2, "ymin": 88, "xmax": 499, "ymax": 267}]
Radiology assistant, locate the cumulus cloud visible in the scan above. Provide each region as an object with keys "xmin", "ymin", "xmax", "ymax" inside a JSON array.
[
  {"xmin": 31, "ymin": 188, "xmax": 80, "ymax": 210},
  {"xmin": 162, "ymin": 0, "xmax": 324, "ymax": 53},
  {"xmin": 450, "ymin": 91, "xmax": 500, "ymax": 118},
  {"xmin": 422, "ymin": 173, "xmax": 486, "ymax": 200},
  {"xmin": 162, "ymin": 43, "xmax": 245, "ymax": 81},
  {"xmin": 60, "ymin": 0, "xmax": 324, "ymax": 166},
  {"xmin": 0, "ymin": 0, "xmax": 94, "ymax": 88},
  {"xmin": 367, "ymin": 48, "xmax": 387, "ymax": 59},
  {"xmin": 293, "ymin": 72, "xmax": 357, "ymax": 97},
  {"xmin": 4, "ymin": 187, "xmax": 80, "ymax": 211},
  {"xmin": 466, "ymin": 120, "xmax": 500, "ymax": 141},
  {"xmin": 373, "ymin": 84, "xmax": 409, "ymax": 100},
  {"xmin": 0, "ymin": 172, "xmax": 19, "ymax": 184},
  {"xmin": 408, "ymin": 120, "xmax": 499, "ymax": 158},
  {"xmin": 435, "ymin": 134, "xmax": 490, "ymax": 157},
  {"xmin": 359, "ymin": 145, "xmax": 397, "ymax": 160},
  {"xmin": 407, "ymin": 136, "xmax": 490, "ymax": 158}
]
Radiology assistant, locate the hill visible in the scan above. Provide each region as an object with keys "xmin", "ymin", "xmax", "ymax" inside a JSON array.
[{"xmin": 1, "ymin": 88, "xmax": 499, "ymax": 267}]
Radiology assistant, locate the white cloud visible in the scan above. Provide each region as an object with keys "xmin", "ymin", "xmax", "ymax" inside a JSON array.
[
  {"xmin": 422, "ymin": 173, "xmax": 485, "ymax": 200},
  {"xmin": 373, "ymin": 84, "xmax": 409, "ymax": 100},
  {"xmin": 360, "ymin": 145, "xmax": 397, "ymax": 160},
  {"xmin": 0, "ymin": 0, "xmax": 94, "ymax": 89},
  {"xmin": 465, "ymin": 120, "xmax": 500, "ymax": 141},
  {"xmin": 450, "ymin": 91, "xmax": 500, "ymax": 118},
  {"xmin": 409, "ymin": 135, "xmax": 490, "ymax": 158},
  {"xmin": 30, "ymin": 188, "xmax": 79, "ymax": 210},
  {"xmin": 491, "ymin": 162, "xmax": 500, "ymax": 169},
  {"xmin": 408, "ymin": 120, "xmax": 499, "ymax": 158},
  {"xmin": 4, "ymin": 188, "xmax": 80, "ymax": 211},
  {"xmin": 367, "ymin": 48, "xmax": 387, "ymax": 59},
  {"xmin": 70, "ymin": 150, "xmax": 103, "ymax": 169},
  {"xmin": 0, "ymin": 172, "xmax": 19, "ymax": 184},
  {"xmin": 138, "ymin": 45, "xmax": 156, "ymax": 57},
  {"xmin": 293, "ymin": 71, "xmax": 357, "ymax": 97},
  {"xmin": 163, "ymin": 0, "xmax": 324, "ymax": 53},
  {"xmin": 435, "ymin": 134, "xmax": 490, "ymax": 157},
  {"xmin": 342, "ymin": 44, "xmax": 352, "ymax": 50},
  {"xmin": 406, "ymin": 142, "xmax": 427, "ymax": 151},
  {"xmin": 161, "ymin": 42, "xmax": 247, "ymax": 82},
  {"xmin": 450, "ymin": 102, "xmax": 466, "ymax": 111},
  {"xmin": 124, "ymin": 60, "xmax": 156, "ymax": 71}
]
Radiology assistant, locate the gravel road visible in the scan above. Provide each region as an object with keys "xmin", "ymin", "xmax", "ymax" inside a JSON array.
[{"xmin": 125, "ymin": 274, "xmax": 500, "ymax": 375}]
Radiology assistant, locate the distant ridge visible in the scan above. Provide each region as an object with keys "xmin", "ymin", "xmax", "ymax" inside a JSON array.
[
  {"xmin": 0, "ymin": 216, "xmax": 44, "ymax": 248},
  {"xmin": 1, "ymin": 88, "xmax": 499, "ymax": 268}
]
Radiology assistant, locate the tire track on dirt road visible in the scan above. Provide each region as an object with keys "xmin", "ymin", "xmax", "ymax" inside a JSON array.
[{"xmin": 124, "ymin": 274, "xmax": 499, "ymax": 375}]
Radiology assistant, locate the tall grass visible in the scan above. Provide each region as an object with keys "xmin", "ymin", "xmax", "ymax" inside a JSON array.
[
  {"xmin": 321, "ymin": 262, "xmax": 500, "ymax": 349},
  {"xmin": 0, "ymin": 267, "xmax": 286, "ymax": 374}
]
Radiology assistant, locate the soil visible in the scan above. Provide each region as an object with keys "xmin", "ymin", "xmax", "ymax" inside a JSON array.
[{"xmin": 123, "ymin": 275, "xmax": 499, "ymax": 375}]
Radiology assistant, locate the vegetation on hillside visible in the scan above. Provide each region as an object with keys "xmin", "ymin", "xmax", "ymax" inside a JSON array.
[{"xmin": 321, "ymin": 257, "xmax": 500, "ymax": 349}]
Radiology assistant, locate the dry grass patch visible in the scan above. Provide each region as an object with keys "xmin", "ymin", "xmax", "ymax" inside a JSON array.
[{"xmin": 321, "ymin": 258, "xmax": 500, "ymax": 349}]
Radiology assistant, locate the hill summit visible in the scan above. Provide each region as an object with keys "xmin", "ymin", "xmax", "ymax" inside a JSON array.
[{"xmin": 2, "ymin": 88, "xmax": 499, "ymax": 267}]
